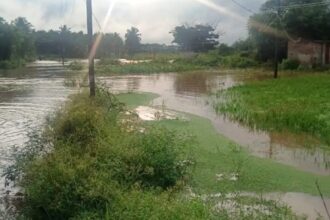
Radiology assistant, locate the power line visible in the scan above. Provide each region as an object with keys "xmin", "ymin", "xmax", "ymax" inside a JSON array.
[
  {"xmin": 263, "ymin": 0, "xmax": 330, "ymax": 13},
  {"xmin": 80, "ymin": 0, "xmax": 102, "ymax": 32},
  {"xmin": 279, "ymin": 1, "xmax": 330, "ymax": 9},
  {"xmin": 230, "ymin": 0, "xmax": 256, "ymax": 14}
]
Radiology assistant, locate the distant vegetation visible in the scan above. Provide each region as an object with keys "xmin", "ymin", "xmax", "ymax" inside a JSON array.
[
  {"xmin": 0, "ymin": 17, "xmax": 35, "ymax": 68},
  {"xmin": 2, "ymin": 0, "xmax": 330, "ymax": 72},
  {"xmin": 171, "ymin": 24, "xmax": 220, "ymax": 52}
]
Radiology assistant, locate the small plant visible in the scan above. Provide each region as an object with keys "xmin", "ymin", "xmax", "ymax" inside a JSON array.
[
  {"xmin": 67, "ymin": 61, "xmax": 84, "ymax": 71},
  {"xmin": 280, "ymin": 59, "xmax": 300, "ymax": 70}
]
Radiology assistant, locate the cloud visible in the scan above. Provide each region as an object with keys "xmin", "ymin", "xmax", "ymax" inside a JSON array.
[{"xmin": 0, "ymin": 0, "xmax": 265, "ymax": 44}]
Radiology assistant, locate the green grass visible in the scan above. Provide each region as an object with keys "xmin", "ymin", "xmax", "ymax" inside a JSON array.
[
  {"xmin": 215, "ymin": 73, "xmax": 330, "ymax": 146},
  {"xmin": 96, "ymin": 59, "xmax": 208, "ymax": 75},
  {"xmin": 95, "ymin": 51, "xmax": 260, "ymax": 75},
  {"xmin": 117, "ymin": 92, "xmax": 330, "ymax": 196},
  {"xmin": 116, "ymin": 92, "xmax": 158, "ymax": 108},
  {"xmin": 153, "ymin": 115, "xmax": 330, "ymax": 196},
  {"xmin": 9, "ymin": 91, "xmax": 323, "ymax": 219},
  {"xmin": 8, "ymin": 90, "xmax": 203, "ymax": 219}
]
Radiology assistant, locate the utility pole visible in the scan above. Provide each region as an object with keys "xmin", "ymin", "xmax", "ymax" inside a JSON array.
[
  {"xmin": 86, "ymin": 0, "xmax": 96, "ymax": 97},
  {"xmin": 59, "ymin": 26, "xmax": 65, "ymax": 66},
  {"xmin": 273, "ymin": 0, "xmax": 280, "ymax": 79}
]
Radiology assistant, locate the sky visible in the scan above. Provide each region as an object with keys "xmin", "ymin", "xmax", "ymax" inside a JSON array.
[{"xmin": 0, "ymin": 0, "xmax": 265, "ymax": 45}]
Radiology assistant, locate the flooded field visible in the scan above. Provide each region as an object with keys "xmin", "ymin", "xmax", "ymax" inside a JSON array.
[
  {"xmin": 100, "ymin": 72, "xmax": 330, "ymax": 175},
  {"xmin": 0, "ymin": 65, "xmax": 329, "ymax": 218},
  {"xmin": 0, "ymin": 61, "xmax": 77, "ymax": 213}
]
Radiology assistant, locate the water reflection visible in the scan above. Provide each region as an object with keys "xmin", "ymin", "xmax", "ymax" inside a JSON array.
[{"xmin": 101, "ymin": 72, "xmax": 330, "ymax": 175}]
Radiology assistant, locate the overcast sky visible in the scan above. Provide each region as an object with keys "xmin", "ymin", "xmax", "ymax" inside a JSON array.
[{"xmin": 0, "ymin": 0, "xmax": 265, "ymax": 45}]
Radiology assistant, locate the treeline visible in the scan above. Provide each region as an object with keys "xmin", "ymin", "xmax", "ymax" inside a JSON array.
[
  {"xmin": 0, "ymin": 16, "xmax": 222, "ymax": 69},
  {"xmin": 0, "ymin": 17, "xmax": 178, "ymax": 68},
  {"xmin": 0, "ymin": 17, "xmax": 35, "ymax": 68}
]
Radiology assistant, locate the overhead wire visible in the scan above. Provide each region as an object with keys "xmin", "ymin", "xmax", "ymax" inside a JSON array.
[
  {"xmin": 229, "ymin": 0, "xmax": 256, "ymax": 14},
  {"xmin": 279, "ymin": 1, "xmax": 330, "ymax": 9},
  {"xmin": 80, "ymin": 0, "xmax": 102, "ymax": 32},
  {"xmin": 262, "ymin": 0, "xmax": 330, "ymax": 13}
]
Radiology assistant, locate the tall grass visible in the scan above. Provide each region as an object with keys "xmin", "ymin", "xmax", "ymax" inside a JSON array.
[{"xmin": 215, "ymin": 73, "xmax": 330, "ymax": 145}]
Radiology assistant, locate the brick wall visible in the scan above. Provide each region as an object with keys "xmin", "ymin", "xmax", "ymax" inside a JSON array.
[{"xmin": 288, "ymin": 40, "xmax": 323, "ymax": 65}]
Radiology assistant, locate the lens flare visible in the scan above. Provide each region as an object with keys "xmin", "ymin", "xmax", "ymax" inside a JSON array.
[
  {"xmin": 194, "ymin": 0, "xmax": 288, "ymax": 39},
  {"xmin": 89, "ymin": 0, "xmax": 290, "ymax": 63},
  {"xmin": 195, "ymin": 0, "xmax": 245, "ymax": 22},
  {"xmin": 89, "ymin": 0, "xmax": 118, "ymax": 60}
]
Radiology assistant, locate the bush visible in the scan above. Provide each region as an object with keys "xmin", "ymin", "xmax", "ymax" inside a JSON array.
[
  {"xmin": 0, "ymin": 59, "xmax": 25, "ymax": 69},
  {"xmin": 220, "ymin": 54, "xmax": 257, "ymax": 68},
  {"xmin": 107, "ymin": 190, "xmax": 211, "ymax": 220},
  {"xmin": 7, "ymin": 91, "xmax": 195, "ymax": 219},
  {"xmin": 280, "ymin": 59, "xmax": 300, "ymax": 70},
  {"xmin": 68, "ymin": 61, "xmax": 84, "ymax": 71}
]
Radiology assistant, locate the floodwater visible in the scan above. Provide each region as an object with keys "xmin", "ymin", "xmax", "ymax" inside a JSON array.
[
  {"xmin": 100, "ymin": 72, "xmax": 330, "ymax": 175},
  {"xmin": 0, "ymin": 64, "xmax": 329, "ymax": 218},
  {"xmin": 0, "ymin": 61, "xmax": 77, "ymax": 214},
  {"xmin": 101, "ymin": 72, "xmax": 330, "ymax": 219}
]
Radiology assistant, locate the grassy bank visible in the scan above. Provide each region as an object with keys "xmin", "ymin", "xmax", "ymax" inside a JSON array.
[
  {"xmin": 118, "ymin": 93, "xmax": 330, "ymax": 196},
  {"xmin": 155, "ymin": 114, "xmax": 330, "ymax": 196},
  {"xmin": 96, "ymin": 52, "xmax": 258, "ymax": 75},
  {"xmin": 7, "ymin": 90, "xmax": 211, "ymax": 219},
  {"xmin": 6, "ymin": 90, "xmax": 302, "ymax": 219},
  {"xmin": 215, "ymin": 73, "xmax": 330, "ymax": 146}
]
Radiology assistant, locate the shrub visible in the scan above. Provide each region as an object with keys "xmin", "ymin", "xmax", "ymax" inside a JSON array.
[
  {"xmin": 220, "ymin": 54, "xmax": 257, "ymax": 68},
  {"xmin": 7, "ymin": 91, "xmax": 195, "ymax": 219},
  {"xmin": 68, "ymin": 61, "xmax": 84, "ymax": 71},
  {"xmin": 280, "ymin": 59, "xmax": 300, "ymax": 70}
]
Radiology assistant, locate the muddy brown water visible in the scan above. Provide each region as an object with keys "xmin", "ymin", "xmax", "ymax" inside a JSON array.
[
  {"xmin": 100, "ymin": 73, "xmax": 330, "ymax": 175},
  {"xmin": 101, "ymin": 72, "xmax": 330, "ymax": 219},
  {"xmin": 0, "ymin": 63, "xmax": 329, "ymax": 218}
]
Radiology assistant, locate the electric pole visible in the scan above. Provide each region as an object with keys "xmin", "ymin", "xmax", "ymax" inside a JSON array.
[
  {"xmin": 274, "ymin": 0, "xmax": 280, "ymax": 79},
  {"xmin": 86, "ymin": 0, "xmax": 96, "ymax": 97}
]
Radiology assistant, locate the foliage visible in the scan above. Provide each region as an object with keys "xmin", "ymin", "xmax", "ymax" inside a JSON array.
[
  {"xmin": 280, "ymin": 59, "xmax": 300, "ymax": 70},
  {"xmin": 215, "ymin": 73, "xmax": 330, "ymax": 145},
  {"xmin": 248, "ymin": 0, "xmax": 330, "ymax": 63},
  {"xmin": 67, "ymin": 60, "xmax": 84, "ymax": 71},
  {"xmin": 157, "ymin": 104, "xmax": 330, "ymax": 196},
  {"xmin": 97, "ymin": 32, "xmax": 124, "ymax": 58},
  {"xmin": 5, "ymin": 91, "xmax": 329, "ymax": 219},
  {"xmin": 106, "ymin": 190, "xmax": 212, "ymax": 220},
  {"xmin": 125, "ymin": 27, "xmax": 142, "ymax": 56},
  {"xmin": 248, "ymin": 12, "xmax": 287, "ymax": 62},
  {"xmin": 172, "ymin": 25, "xmax": 220, "ymax": 52},
  {"xmin": 0, "ymin": 17, "xmax": 35, "ymax": 68},
  {"xmin": 7, "ymin": 90, "xmax": 196, "ymax": 219},
  {"xmin": 220, "ymin": 54, "xmax": 258, "ymax": 68},
  {"xmin": 218, "ymin": 43, "xmax": 234, "ymax": 56},
  {"xmin": 96, "ymin": 53, "xmax": 217, "ymax": 75},
  {"xmin": 267, "ymin": 0, "xmax": 330, "ymax": 40}
]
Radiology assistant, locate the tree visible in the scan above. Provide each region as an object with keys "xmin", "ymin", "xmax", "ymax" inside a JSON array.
[
  {"xmin": 60, "ymin": 25, "xmax": 71, "ymax": 63},
  {"xmin": 34, "ymin": 30, "xmax": 61, "ymax": 58},
  {"xmin": 171, "ymin": 24, "xmax": 220, "ymax": 52},
  {"xmin": 248, "ymin": 0, "xmax": 330, "ymax": 62},
  {"xmin": 0, "ymin": 17, "xmax": 12, "ymax": 61},
  {"xmin": 97, "ymin": 32, "xmax": 124, "ymax": 58},
  {"xmin": 12, "ymin": 17, "xmax": 35, "ymax": 60},
  {"xmin": 125, "ymin": 27, "xmax": 141, "ymax": 56}
]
